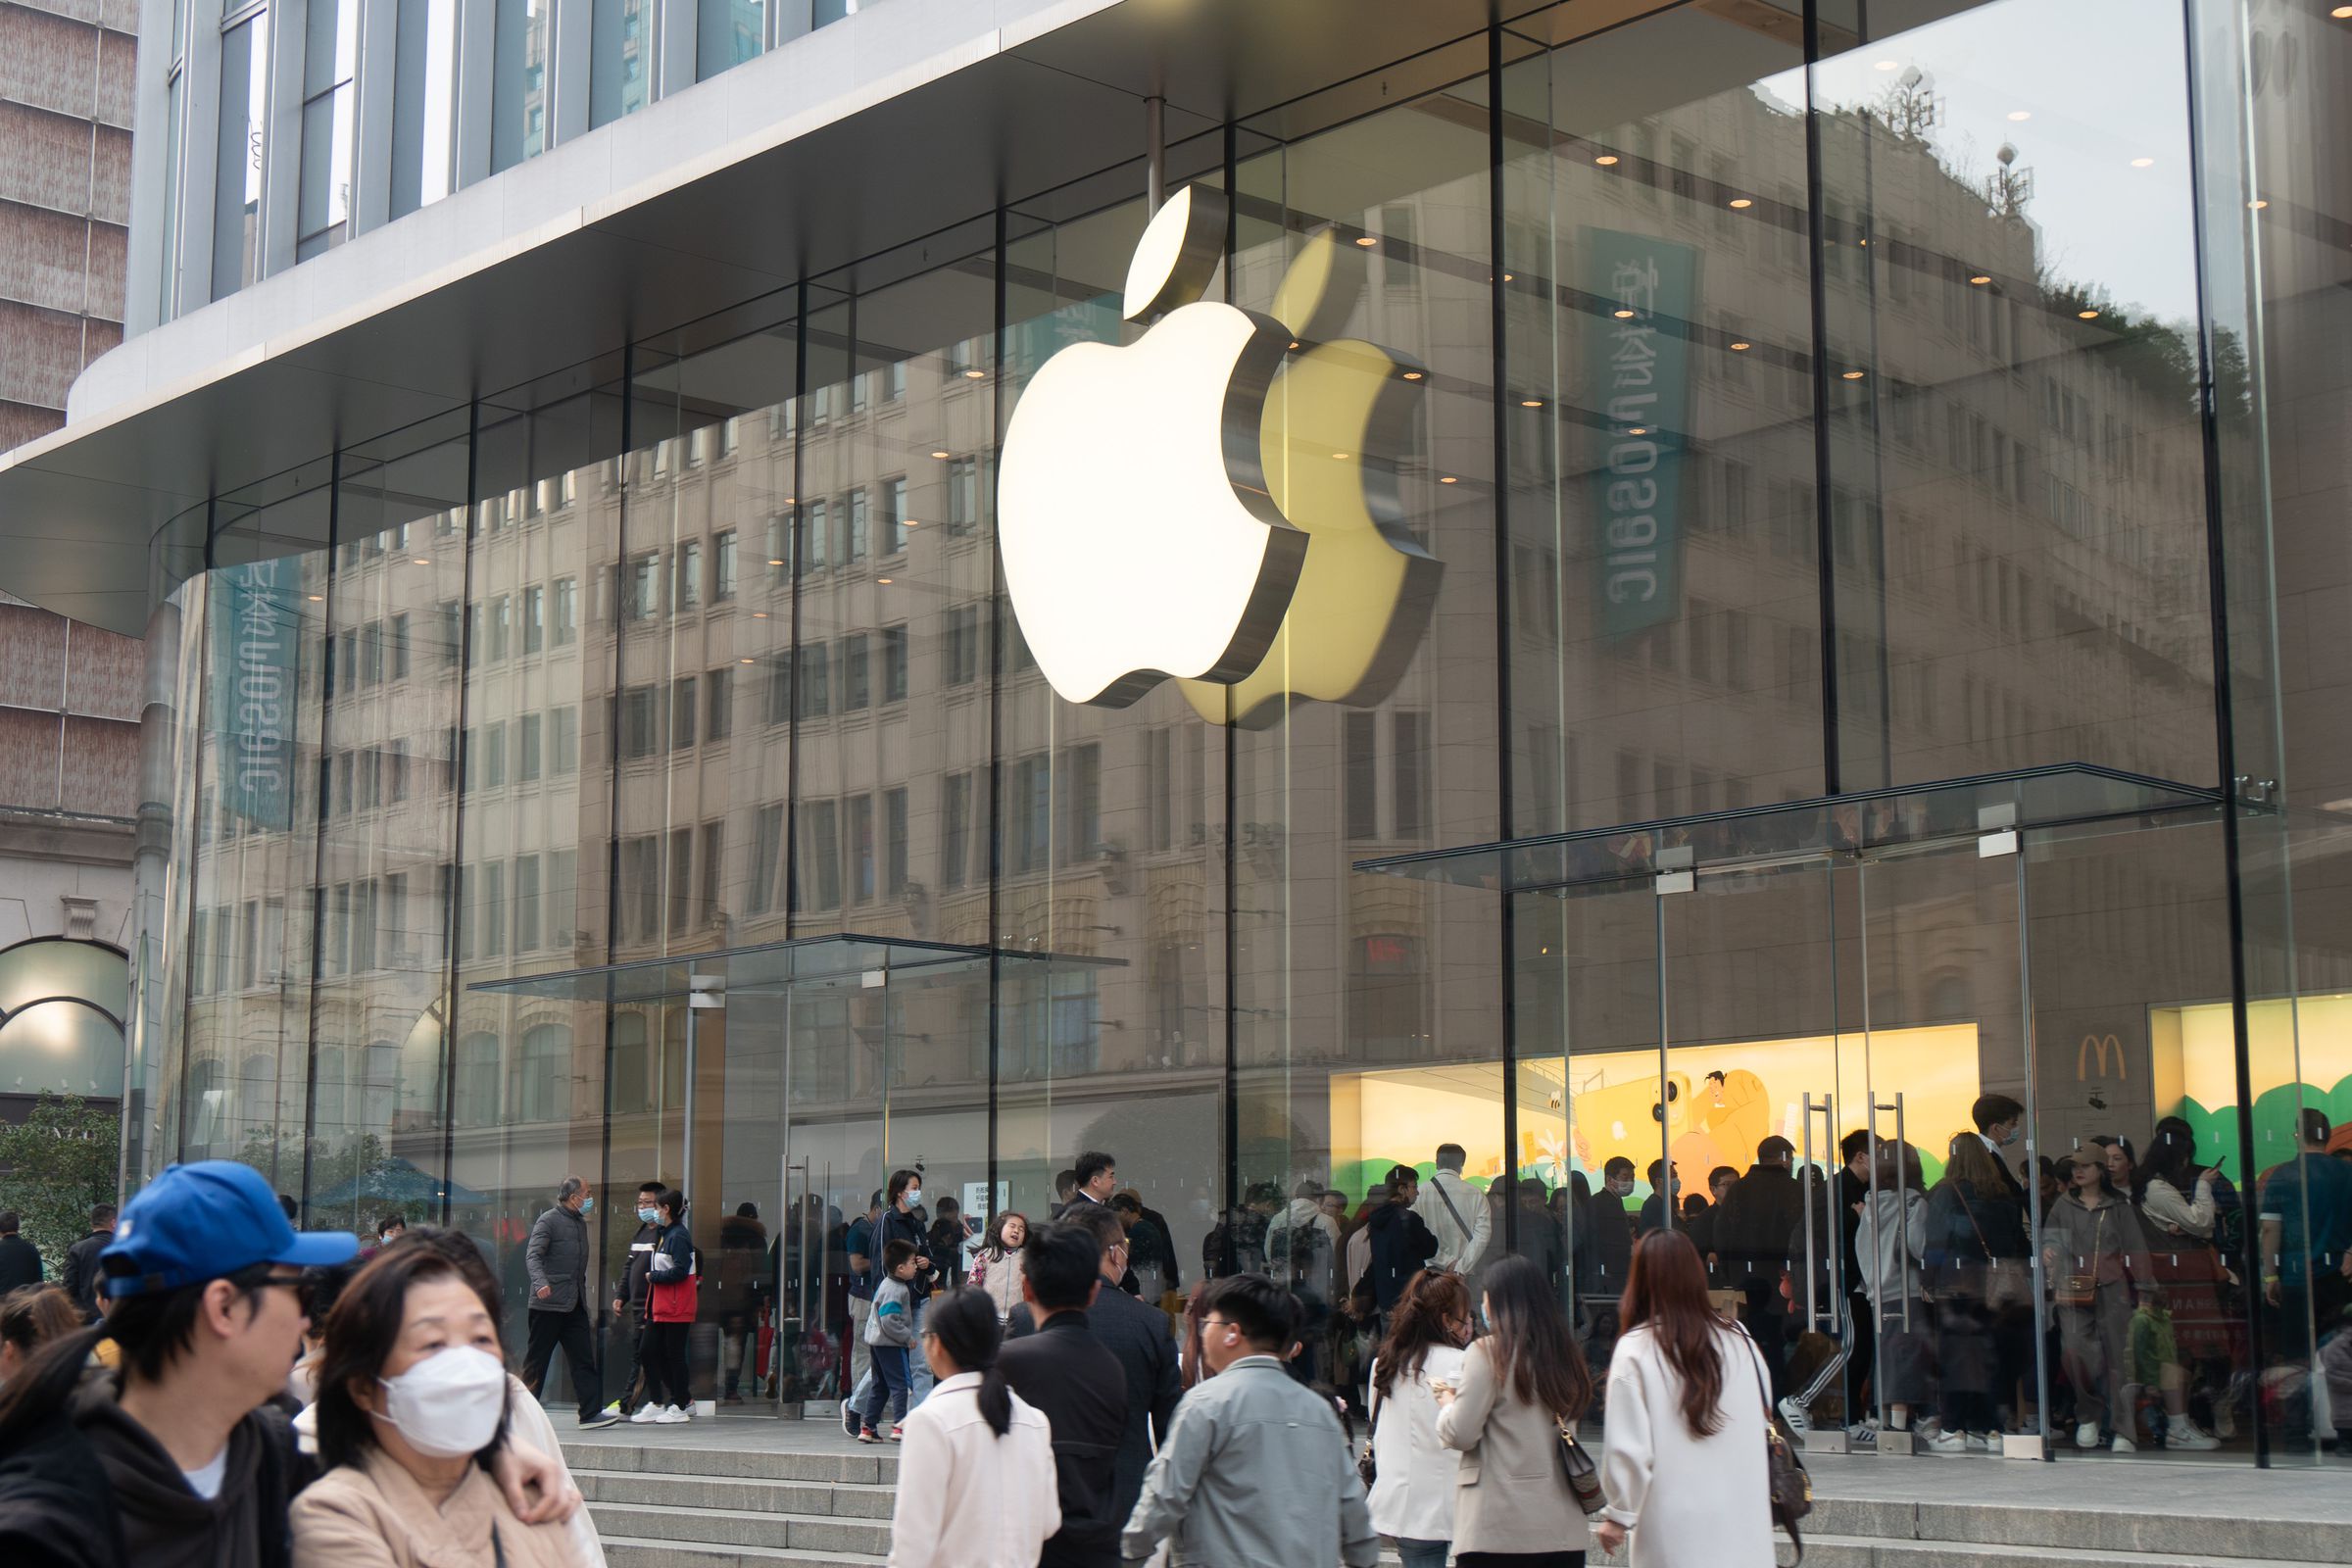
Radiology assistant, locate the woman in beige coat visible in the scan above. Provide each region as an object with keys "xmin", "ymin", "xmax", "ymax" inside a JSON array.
[
  {"xmin": 291, "ymin": 1243, "xmax": 586, "ymax": 1568},
  {"xmin": 1434, "ymin": 1254, "xmax": 1596, "ymax": 1568}
]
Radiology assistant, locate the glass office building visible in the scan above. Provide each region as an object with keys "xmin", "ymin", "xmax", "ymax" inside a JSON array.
[{"xmin": 22, "ymin": 0, "xmax": 2349, "ymax": 1464}]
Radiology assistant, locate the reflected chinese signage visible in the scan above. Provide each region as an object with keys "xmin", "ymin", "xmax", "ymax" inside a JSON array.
[
  {"xmin": 211, "ymin": 556, "xmax": 299, "ymax": 827},
  {"xmin": 1589, "ymin": 228, "xmax": 1697, "ymax": 637}
]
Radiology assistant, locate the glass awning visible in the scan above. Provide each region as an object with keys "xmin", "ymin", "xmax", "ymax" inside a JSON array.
[
  {"xmin": 1354, "ymin": 763, "xmax": 2227, "ymax": 897},
  {"xmin": 468, "ymin": 932, "xmax": 1115, "ymax": 1004}
]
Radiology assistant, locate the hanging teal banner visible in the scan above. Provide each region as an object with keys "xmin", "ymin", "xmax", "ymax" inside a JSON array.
[
  {"xmin": 1005, "ymin": 293, "xmax": 1124, "ymax": 382},
  {"xmin": 210, "ymin": 555, "xmax": 301, "ymax": 827},
  {"xmin": 1587, "ymin": 228, "xmax": 1697, "ymax": 637}
]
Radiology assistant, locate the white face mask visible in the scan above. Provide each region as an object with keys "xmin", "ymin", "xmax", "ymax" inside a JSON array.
[
  {"xmin": 905, "ymin": 1188, "xmax": 924, "ymax": 1209},
  {"xmin": 375, "ymin": 1346, "xmax": 509, "ymax": 1458}
]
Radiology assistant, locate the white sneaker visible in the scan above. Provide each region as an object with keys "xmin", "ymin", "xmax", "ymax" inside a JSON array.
[
  {"xmin": 1777, "ymin": 1396, "xmax": 1811, "ymax": 1434},
  {"xmin": 2212, "ymin": 1404, "xmax": 2237, "ymax": 1440},
  {"xmin": 1966, "ymin": 1432, "xmax": 1994, "ymax": 1451},
  {"xmin": 628, "ymin": 1404, "xmax": 662, "ymax": 1425},
  {"xmin": 2165, "ymin": 1420, "xmax": 2220, "ymax": 1451},
  {"xmin": 654, "ymin": 1404, "xmax": 690, "ymax": 1424},
  {"xmin": 1924, "ymin": 1429, "xmax": 1969, "ymax": 1454},
  {"xmin": 2110, "ymin": 1435, "xmax": 2137, "ymax": 1453},
  {"xmin": 2075, "ymin": 1421, "xmax": 2100, "ymax": 1448}
]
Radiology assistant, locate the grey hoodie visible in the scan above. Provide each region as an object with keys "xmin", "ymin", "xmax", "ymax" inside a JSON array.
[{"xmin": 2037, "ymin": 1191, "xmax": 2154, "ymax": 1291}]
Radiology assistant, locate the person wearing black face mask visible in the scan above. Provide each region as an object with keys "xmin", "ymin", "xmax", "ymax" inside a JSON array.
[{"xmin": 606, "ymin": 1182, "xmax": 665, "ymax": 1421}]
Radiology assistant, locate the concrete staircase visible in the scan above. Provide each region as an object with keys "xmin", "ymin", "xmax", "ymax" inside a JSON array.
[{"xmin": 567, "ymin": 1440, "xmax": 2352, "ymax": 1568}]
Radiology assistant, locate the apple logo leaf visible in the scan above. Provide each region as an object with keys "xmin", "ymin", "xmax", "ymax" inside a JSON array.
[{"xmin": 999, "ymin": 185, "xmax": 1307, "ymax": 709}]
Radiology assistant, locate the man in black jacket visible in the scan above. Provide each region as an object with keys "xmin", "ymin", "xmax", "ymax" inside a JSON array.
[
  {"xmin": 606, "ymin": 1179, "xmax": 664, "ymax": 1417},
  {"xmin": 1012, "ymin": 1202, "xmax": 1185, "ymax": 1529},
  {"xmin": 1714, "ymin": 1136, "xmax": 1806, "ymax": 1396},
  {"xmin": 0, "ymin": 1213, "xmax": 40, "ymax": 1294},
  {"xmin": 60, "ymin": 1205, "xmax": 116, "ymax": 1323},
  {"xmin": 998, "ymin": 1221, "xmax": 1127, "ymax": 1568},
  {"xmin": 1358, "ymin": 1167, "xmax": 1439, "ymax": 1322}
]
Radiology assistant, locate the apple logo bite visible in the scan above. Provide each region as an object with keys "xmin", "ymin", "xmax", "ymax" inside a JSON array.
[{"xmin": 999, "ymin": 186, "xmax": 1306, "ymax": 708}]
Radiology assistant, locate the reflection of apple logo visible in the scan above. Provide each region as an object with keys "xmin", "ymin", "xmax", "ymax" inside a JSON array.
[{"xmin": 999, "ymin": 186, "xmax": 1306, "ymax": 707}]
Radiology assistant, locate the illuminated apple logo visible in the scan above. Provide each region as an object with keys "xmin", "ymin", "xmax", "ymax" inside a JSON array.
[{"xmin": 999, "ymin": 186, "xmax": 1304, "ymax": 708}]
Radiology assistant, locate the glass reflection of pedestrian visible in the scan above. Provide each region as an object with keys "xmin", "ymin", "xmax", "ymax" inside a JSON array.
[{"xmin": 2041, "ymin": 1152, "xmax": 2155, "ymax": 1452}]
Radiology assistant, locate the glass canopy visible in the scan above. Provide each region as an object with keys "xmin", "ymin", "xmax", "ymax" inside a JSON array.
[
  {"xmin": 1354, "ymin": 764, "xmax": 2227, "ymax": 896},
  {"xmin": 468, "ymin": 932, "xmax": 1112, "ymax": 1002}
]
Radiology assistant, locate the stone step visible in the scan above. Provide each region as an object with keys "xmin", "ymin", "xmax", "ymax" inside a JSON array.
[
  {"xmin": 602, "ymin": 1541, "xmax": 882, "ymax": 1568},
  {"xmin": 564, "ymin": 1441, "xmax": 898, "ymax": 1487},
  {"xmin": 572, "ymin": 1468, "xmax": 896, "ymax": 1519},
  {"xmin": 590, "ymin": 1500, "xmax": 891, "ymax": 1557}
]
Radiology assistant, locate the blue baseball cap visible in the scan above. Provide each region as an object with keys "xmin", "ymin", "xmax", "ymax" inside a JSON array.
[{"xmin": 101, "ymin": 1160, "xmax": 359, "ymax": 1298}]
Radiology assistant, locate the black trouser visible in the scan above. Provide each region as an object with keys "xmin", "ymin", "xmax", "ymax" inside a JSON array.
[
  {"xmin": 522, "ymin": 1302, "xmax": 603, "ymax": 1419},
  {"xmin": 1738, "ymin": 1271, "xmax": 1789, "ymax": 1398},
  {"xmin": 644, "ymin": 1320, "xmax": 693, "ymax": 1409},
  {"xmin": 606, "ymin": 1308, "xmax": 650, "ymax": 1411},
  {"xmin": 1844, "ymin": 1290, "xmax": 1877, "ymax": 1423}
]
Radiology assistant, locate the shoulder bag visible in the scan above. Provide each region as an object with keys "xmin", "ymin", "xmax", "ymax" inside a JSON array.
[
  {"xmin": 1357, "ymin": 1373, "xmax": 1381, "ymax": 1489},
  {"xmin": 1556, "ymin": 1418, "xmax": 1606, "ymax": 1516},
  {"xmin": 2056, "ymin": 1205, "xmax": 2104, "ymax": 1309},
  {"xmin": 1737, "ymin": 1324, "xmax": 1811, "ymax": 1563},
  {"xmin": 1958, "ymin": 1191, "xmax": 2034, "ymax": 1310},
  {"xmin": 1431, "ymin": 1176, "xmax": 1475, "ymax": 1264}
]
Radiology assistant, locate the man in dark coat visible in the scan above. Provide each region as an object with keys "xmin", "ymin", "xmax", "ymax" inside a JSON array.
[
  {"xmin": 1713, "ymin": 1136, "xmax": 1806, "ymax": 1396},
  {"xmin": 1358, "ymin": 1167, "xmax": 1439, "ymax": 1325},
  {"xmin": 60, "ymin": 1205, "xmax": 117, "ymax": 1323},
  {"xmin": 1012, "ymin": 1202, "xmax": 1184, "ymax": 1528},
  {"xmin": 998, "ymin": 1221, "xmax": 1127, "ymax": 1568}
]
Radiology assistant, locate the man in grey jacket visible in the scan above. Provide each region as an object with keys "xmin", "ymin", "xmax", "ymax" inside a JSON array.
[
  {"xmin": 523, "ymin": 1175, "xmax": 617, "ymax": 1428},
  {"xmin": 1121, "ymin": 1273, "xmax": 1376, "ymax": 1568}
]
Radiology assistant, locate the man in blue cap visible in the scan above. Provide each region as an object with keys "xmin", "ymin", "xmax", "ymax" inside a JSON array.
[{"xmin": 0, "ymin": 1160, "xmax": 569, "ymax": 1568}]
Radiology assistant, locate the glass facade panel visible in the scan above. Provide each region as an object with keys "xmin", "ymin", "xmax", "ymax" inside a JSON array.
[
  {"xmin": 211, "ymin": 8, "xmax": 268, "ymax": 301},
  {"xmin": 590, "ymin": 0, "xmax": 652, "ymax": 128},
  {"xmin": 125, "ymin": 0, "xmax": 2346, "ymax": 1462},
  {"xmin": 698, "ymin": 0, "xmax": 761, "ymax": 81},
  {"xmin": 389, "ymin": 0, "xmax": 459, "ymax": 218}
]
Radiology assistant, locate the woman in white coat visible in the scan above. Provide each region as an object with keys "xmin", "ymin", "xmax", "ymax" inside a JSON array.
[
  {"xmin": 1597, "ymin": 1231, "xmax": 1776, "ymax": 1568},
  {"xmin": 885, "ymin": 1288, "xmax": 1058, "ymax": 1568},
  {"xmin": 1366, "ymin": 1269, "xmax": 1474, "ymax": 1568}
]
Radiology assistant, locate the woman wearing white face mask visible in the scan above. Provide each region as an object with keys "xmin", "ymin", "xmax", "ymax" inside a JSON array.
[{"xmin": 291, "ymin": 1244, "xmax": 588, "ymax": 1567}]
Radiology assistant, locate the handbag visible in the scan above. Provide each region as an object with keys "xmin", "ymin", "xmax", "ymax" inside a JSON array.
[
  {"xmin": 1557, "ymin": 1421, "xmax": 1606, "ymax": 1516},
  {"xmin": 2055, "ymin": 1207, "xmax": 2105, "ymax": 1310},
  {"xmin": 1959, "ymin": 1193, "xmax": 2034, "ymax": 1310},
  {"xmin": 1737, "ymin": 1325, "xmax": 1811, "ymax": 1563}
]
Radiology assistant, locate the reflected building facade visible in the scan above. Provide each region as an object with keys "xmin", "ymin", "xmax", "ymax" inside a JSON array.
[{"xmin": 35, "ymin": 0, "xmax": 2352, "ymax": 1467}]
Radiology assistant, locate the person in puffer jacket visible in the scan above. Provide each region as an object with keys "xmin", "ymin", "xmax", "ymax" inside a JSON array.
[
  {"xmin": 1854, "ymin": 1141, "xmax": 1935, "ymax": 1441},
  {"xmin": 632, "ymin": 1190, "xmax": 698, "ymax": 1425}
]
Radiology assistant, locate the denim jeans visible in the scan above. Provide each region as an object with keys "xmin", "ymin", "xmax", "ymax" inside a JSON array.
[{"xmin": 1396, "ymin": 1539, "xmax": 1449, "ymax": 1568}]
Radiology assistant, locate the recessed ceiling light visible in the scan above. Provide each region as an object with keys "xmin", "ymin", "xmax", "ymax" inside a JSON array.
[
  {"xmin": 1289, "ymin": 340, "xmax": 1301, "ymax": 350},
  {"xmin": 1401, "ymin": 370, "xmax": 1425, "ymax": 381},
  {"xmin": 1593, "ymin": 154, "xmax": 1619, "ymax": 166},
  {"xmin": 1842, "ymin": 369, "xmax": 1866, "ymax": 380},
  {"xmin": 768, "ymin": 558, "xmax": 785, "ymax": 566},
  {"xmin": 739, "ymin": 657, "xmax": 754, "ymax": 663},
  {"xmin": 1729, "ymin": 197, "xmax": 1753, "ymax": 210},
  {"xmin": 1331, "ymin": 452, "xmax": 1350, "ymax": 460},
  {"xmin": 877, "ymin": 576, "xmax": 894, "ymax": 584},
  {"xmin": 1627, "ymin": 426, "xmax": 1648, "ymax": 436},
  {"xmin": 1874, "ymin": 59, "xmax": 1900, "ymax": 71},
  {"xmin": 752, "ymin": 612, "xmax": 768, "ymax": 619},
  {"xmin": 413, "ymin": 558, "xmax": 430, "ymax": 565},
  {"xmin": 1439, "ymin": 475, "xmax": 1458, "ymax": 484},
  {"xmin": 2078, "ymin": 309, "xmax": 2100, "ymax": 319},
  {"xmin": 2007, "ymin": 110, "xmax": 2032, "ymax": 122},
  {"xmin": 963, "ymin": 368, "xmax": 986, "ymax": 379},
  {"xmin": 307, "ymin": 594, "xmax": 324, "ymax": 603},
  {"xmin": 931, "ymin": 449, "xmax": 951, "ymax": 459},
  {"xmin": 2131, "ymin": 157, "xmax": 2154, "ymax": 168},
  {"xmin": 904, "ymin": 519, "xmax": 920, "ymax": 528},
  {"xmin": 1729, "ymin": 340, "xmax": 1751, "ymax": 352},
  {"xmin": 2333, "ymin": 4, "xmax": 2351, "ymax": 16},
  {"xmin": 1502, "ymin": 272, "xmax": 1514, "ymax": 282},
  {"xmin": 2250, "ymin": 198, "xmax": 2270, "ymax": 210},
  {"xmin": 1612, "ymin": 308, "xmax": 1637, "ymax": 319},
  {"xmin": 1520, "ymin": 397, "xmax": 1544, "ymax": 408},
  {"xmin": 1354, "ymin": 235, "xmax": 1379, "ymax": 247},
  {"xmin": 1969, "ymin": 273, "xmax": 1992, "ymax": 285}
]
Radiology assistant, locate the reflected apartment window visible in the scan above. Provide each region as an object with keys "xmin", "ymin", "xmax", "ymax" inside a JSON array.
[
  {"xmin": 491, "ymin": 0, "xmax": 549, "ymax": 173},
  {"xmin": 590, "ymin": 0, "xmax": 649, "ymax": 127},
  {"xmin": 296, "ymin": 0, "xmax": 359, "ymax": 258},
  {"xmin": 212, "ymin": 4, "xmax": 270, "ymax": 300},
  {"xmin": 940, "ymin": 773, "xmax": 970, "ymax": 889},
  {"xmin": 389, "ymin": 0, "xmax": 456, "ymax": 217},
  {"xmin": 697, "ymin": 0, "xmax": 761, "ymax": 80}
]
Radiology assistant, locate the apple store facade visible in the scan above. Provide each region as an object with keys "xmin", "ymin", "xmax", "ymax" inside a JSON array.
[{"xmin": 21, "ymin": 0, "xmax": 2351, "ymax": 1463}]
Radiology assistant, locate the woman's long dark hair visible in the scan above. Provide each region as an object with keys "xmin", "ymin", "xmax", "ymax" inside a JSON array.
[
  {"xmin": 1477, "ymin": 1254, "xmax": 1592, "ymax": 1423},
  {"xmin": 925, "ymin": 1287, "xmax": 1012, "ymax": 1437},
  {"xmin": 1372, "ymin": 1269, "xmax": 1469, "ymax": 1401},
  {"xmin": 314, "ymin": 1241, "xmax": 511, "ymax": 1470},
  {"xmin": 2143, "ymin": 1123, "xmax": 2198, "ymax": 1196},
  {"xmin": 1619, "ymin": 1230, "xmax": 1730, "ymax": 1439}
]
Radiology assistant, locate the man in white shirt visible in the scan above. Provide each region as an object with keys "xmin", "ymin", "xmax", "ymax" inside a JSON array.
[{"xmin": 1413, "ymin": 1144, "xmax": 1491, "ymax": 1277}]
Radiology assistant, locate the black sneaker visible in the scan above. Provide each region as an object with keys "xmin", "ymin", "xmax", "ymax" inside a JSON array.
[
  {"xmin": 579, "ymin": 1413, "xmax": 621, "ymax": 1430},
  {"xmin": 841, "ymin": 1402, "xmax": 861, "ymax": 1439}
]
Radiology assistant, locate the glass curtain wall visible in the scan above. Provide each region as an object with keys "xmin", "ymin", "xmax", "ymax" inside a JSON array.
[{"xmin": 139, "ymin": 0, "xmax": 2334, "ymax": 1459}]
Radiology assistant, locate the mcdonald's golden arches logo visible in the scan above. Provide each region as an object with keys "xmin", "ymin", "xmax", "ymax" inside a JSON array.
[{"xmin": 2077, "ymin": 1033, "xmax": 2127, "ymax": 1081}]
